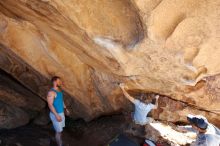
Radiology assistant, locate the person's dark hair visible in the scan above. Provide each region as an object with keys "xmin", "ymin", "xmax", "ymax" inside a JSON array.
[
  {"xmin": 140, "ymin": 94, "xmax": 147, "ymax": 102},
  {"xmin": 151, "ymin": 98, "xmax": 156, "ymax": 105},
  {"xmin": 51, "ymin": 76, "xmax": 61, "ymax": 83}
]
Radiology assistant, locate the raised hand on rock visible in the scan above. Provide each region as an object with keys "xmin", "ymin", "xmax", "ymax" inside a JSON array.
[
  {"xmin": 155, "ymin": 95, "xmax": 160, "ymax": 99},
  {"xmin": 119, "ymin": 83, "xmax": 125, "ymax": 89}
]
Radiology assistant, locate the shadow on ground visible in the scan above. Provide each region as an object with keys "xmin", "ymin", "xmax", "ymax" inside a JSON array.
[{"xmin": 0, "ymin": 115, "xmax": 143, "ymax": 146}]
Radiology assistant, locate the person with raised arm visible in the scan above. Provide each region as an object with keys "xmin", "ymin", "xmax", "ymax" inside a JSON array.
[{"xmin": 119, "ymin": 83, "xmax": 159, "ymax": 125}]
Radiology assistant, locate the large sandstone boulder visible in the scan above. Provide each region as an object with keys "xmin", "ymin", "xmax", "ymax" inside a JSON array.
[{"xmin": 0, "ymin": 0, "xmax": 219, "ymax": 127}]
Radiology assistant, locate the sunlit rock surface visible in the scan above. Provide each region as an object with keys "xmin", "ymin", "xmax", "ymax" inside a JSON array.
[
  {"xmin": 0, "ymin": 0, "xmax": 220, "ymax": 128},
  {"xmin": 147, "ymin": 122, "xmax": 196, "ymax": 145}
]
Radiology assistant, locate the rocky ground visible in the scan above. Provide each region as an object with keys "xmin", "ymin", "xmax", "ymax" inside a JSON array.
[
  {"xmin": 0, "ymin": 114, "xmax": 200, "ymax": 146},
  {"xmin": 0, "ymin": 115, "xmax": 140, "ymax": 146}
]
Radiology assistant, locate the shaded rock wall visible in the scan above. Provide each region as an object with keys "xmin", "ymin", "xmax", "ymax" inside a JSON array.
[
  {"xmin": 0, "ymin": 0, "xmax": 220, "ymax": 128},
  {"xmin": 0, "ymin": 69, "xmax": 45, "ymax": 128}
]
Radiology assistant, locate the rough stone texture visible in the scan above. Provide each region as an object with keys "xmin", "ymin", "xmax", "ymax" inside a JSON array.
[
  {"xmin": 0, "ymin": 70, "xmax": 45, "ymax": 111},
  {"xmin": 151, "ymin": 95, "xmax": 220, "ymax": 127},
  {"xmin": 0, "ymin": 0, "xmax": 220, "ymax": 126},
  {"xmin": 0, "ymin": 70, "xmax": 46, "ymax": 128},
  {"xmin": 0, "ymin": 101, "xmax": 29, "ymax": 129}
]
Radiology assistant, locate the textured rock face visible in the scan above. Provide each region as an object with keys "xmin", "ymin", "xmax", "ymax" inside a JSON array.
[
  {"xmin": 0, "ymin": 70, "xmax": 45, "ymax": 128},
  {"xmin": 0, "ymin": 101, "xmax": 29, "ymax": 129},
  {"xmin": 0, "ymin": 0, "xmax": 220, "ymax": 128}
]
